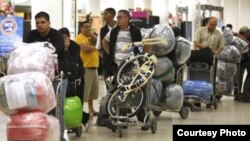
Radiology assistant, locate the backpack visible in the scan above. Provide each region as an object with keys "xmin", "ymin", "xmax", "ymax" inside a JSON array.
[
  {"xmin": 96, "ymin": 94, "xmax": 112, "ymax": 126},
  {"xmin": 238, "ymin": 77, "xmax": 250, "ymax": 102}
]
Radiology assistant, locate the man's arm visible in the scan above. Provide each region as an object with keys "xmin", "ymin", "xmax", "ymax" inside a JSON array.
[
  {"xmin": 95, "ymin": 33, "xmax": 103, "ymax": 58},
  {"xmin": 88, "ymin": 32, "xmax": 97, "ymax": 45},
  {"xmin": 212, "ymin": 36, "xmax": 224, "ymax": 55},
  {"xmin": 194, "ymin": 41, "xmax": 208, "ymax": 49},
  {"xmin": 193, "ymin": 28, "xmax": 209, "ymax": 49},
  {"xmin": 79, "ymin": 43, "xmax": 97, "ymax": 52},
  {"xmin": 102, "ymin": 37, "xmax": 110, "ymax": 55},
  {"xmin": 53, "ymin": 31, "xmax": 66, "ymax": 73}
]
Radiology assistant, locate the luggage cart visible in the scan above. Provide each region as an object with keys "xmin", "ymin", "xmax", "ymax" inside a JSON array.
[
  {"xmin": 183, "ymin": 56, "xmax": 219, "ymax": 111},
  {"xmin": 54, "ymin": 72, "xmax": 82, "ymax": 137},
  {"xmin": 151, "ymin": 64, "xmax": 190, "ymax": 119},
  {"xmin": 106, "ymin": 38, "xmax": 164, "ymax": 138}
]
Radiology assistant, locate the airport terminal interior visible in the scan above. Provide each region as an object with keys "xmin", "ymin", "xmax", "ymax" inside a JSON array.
[{"xmin": 0, "ymin": 0, "xmax": 250, "ymax": 141}]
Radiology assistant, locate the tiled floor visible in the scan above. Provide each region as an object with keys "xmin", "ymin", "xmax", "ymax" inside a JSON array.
[{"xmin": 1, "ymin": 79, "xmax": 250, "ymax": 141}]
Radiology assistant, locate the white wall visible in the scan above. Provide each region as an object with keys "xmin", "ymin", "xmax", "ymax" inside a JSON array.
[
  {"xmin": 223, "ymin": 0, "xmax": 250, "ymax": 32},
  {"xmin": 30, "ymin": 0, "xmax": 62, "ymax": 30},
  {"xmin": 100, "ymin": 0, "xmax": 134, "ymax": 14},
  {"xmin": 151, "ymin": 0, "xmax": 169, "ymax": 23}
]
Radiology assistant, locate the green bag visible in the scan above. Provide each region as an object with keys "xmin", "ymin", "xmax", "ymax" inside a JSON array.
[{"xmin": 64, "ymin": 96, "xmax": 83, "ymax": 128}]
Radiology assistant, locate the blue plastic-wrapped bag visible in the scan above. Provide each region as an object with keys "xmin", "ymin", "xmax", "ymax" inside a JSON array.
[{"xmin": 183, "ymin": 80, "xmax": 213, "ymax": 100}]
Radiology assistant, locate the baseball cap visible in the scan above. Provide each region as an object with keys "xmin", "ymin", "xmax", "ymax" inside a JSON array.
[
  {"xmin": 239, "ymin": 26, "xmax": 249, "ymax": 33},
  {"xmin": 59, "ymin": 27, "xmax": 70, "ymax": 37}
]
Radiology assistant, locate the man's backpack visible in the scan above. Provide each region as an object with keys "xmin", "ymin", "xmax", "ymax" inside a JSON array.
[
  {"xmin": 96, "ymin": 94, "xmax": 112, "ymax": 126},
  {"xmin": 241, "ymin": 77, "xmax": 250, "ymax": 102}
]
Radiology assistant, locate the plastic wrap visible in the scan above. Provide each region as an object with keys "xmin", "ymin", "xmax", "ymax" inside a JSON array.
[
  {"xmin": 232, "ymin": 36, "xmax": 249, "ymax": 54},
  {"xmin": 150, "ymin": 78, "xmax": 163, "ymax": 105},
  {"xmin": 215, "ymin": 77, "xmax": 234, "ymax": 96},
  {"xmin": 0, "ymin": 72, "xmax": 56, "ymax": 116},
  {"xmin": 218, "ymin": 45, "xmax": 241, "ymax": 63},
  {"xmin": 216, "ymin": 60, "xmax": 237, "ymax": 80},
  {"xmin": 153, "ymin": 57, "xmax": 175, "ymax": 83},
  {"xmin": 7, "ymin": 112, "xmax": 60, "ymax": 141},
  {"xmin": 175, "ymin": 36, "xmax": 191, "ymax": 65},
  {"xmin": 7, "ymin": 42, "xmax": 57, "ymax": 80},
  {"xmin": 223, "ymin": 27, "xmax": 234, "ymax": 45},
  {"xmin": 140, "ymin": 27, "xmax": 154, "ymax": 39},
  {"xmin": 64, "ymin": 96, "xmax": 83, "ymax": 128},
  {"xmin": 160, "ymin": 84, "xmax": 183, "ymax": 110},
  {"xmin": 183, "ymin": 80, "xmax": 213, "ymax": 100},
  {"xmin": 148, "ymin": 24, "xmax": 175, "ymax": 57}
]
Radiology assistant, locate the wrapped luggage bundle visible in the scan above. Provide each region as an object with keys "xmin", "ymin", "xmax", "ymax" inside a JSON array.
[
  {"xmin": 217, "ymin": 45, "xmax": 241, "ymax": 63},
  {"xmin": 215, "ymin": 77, "xmax": 234, "ymax": 96},
  {"xmin": 216, "ymin": 60, "xmax": 237, "ymax": 80},
  {"xmin": 0, "ymin": 72, "xmax": 56, "ymax": 116},
  {"xmin": 183, "ymin": 80, "xmax": 213, "ymax": 100},
  {"xmin": 148, "ymin": 24, "xmax": 175, "ymax": 57},
  {"xmin": 7, "ymin": 112, "xmax": 60, "ymax": 141},
  {"xmin": 64, "ymin": 96, "xmax": 83, "ymax": 128},
  {"xmin": 7, "ymin": 42, "xmax": 57, "ymax": 80},
  {"xmin": 141, "ymin": 27, "xmax": 154, "ymax": 39},
  {"xmin": 160, "ymin": 84, "xmax": 183, "ymax": 111},
  {"xmin": 175, "ymin": 36, "xmax": 191, "ymax": 65},
  {"xmin": 150, "ymin": 78, "xmax": 163, "ymax": 105},
  {"xmin": 223, "ymin": 27, "xmax": 234, "ymax": 45},
  {"xmin": 232, "ymin": 36, "xmax": 249, "ymax": 54},
  {"xmin": 153, "ymin": 57, "xmax": 175, "ymax": 83}
]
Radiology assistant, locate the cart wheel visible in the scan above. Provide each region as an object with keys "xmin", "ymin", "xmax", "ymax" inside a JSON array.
[
  {"xmin": 141, "ymin": 114, "xmax": 150, "ymax": 131},
  {"xmin": 75, "ymin": 127, "xmax": 82, "ymax": 137},
  {"xmin": 150, "ymin": 118, "xmax": 157, "ymax": 134},
  {"xmin": 213, "ymin": 98, "xmax": 219, "ymax": 110},
  {"xmin": 190, "ymin": 105, "xmax": 196, "ymax": 111},
  {"xmin": 118, "ymin": 126, "xmax": 122, "ymax": 138},
  {"xmin": 152, "ymin": 111, "xmax": 162, "ymax": 117},
  {"xmin": 179, "ymin": 106, "xmax": 189, "ymax": 119},
  {"xmin": 111, "ymin": 125, "xmax": 117, "ymax": 133}
]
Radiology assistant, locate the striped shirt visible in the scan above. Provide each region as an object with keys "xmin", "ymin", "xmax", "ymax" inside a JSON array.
[
  {"xmin": 105, "ymin": 27, "xmax": 132, "ymax": 64},
  {"xmin": 194, "ymin": 26, "xmax": 224, "ymax": 52}
]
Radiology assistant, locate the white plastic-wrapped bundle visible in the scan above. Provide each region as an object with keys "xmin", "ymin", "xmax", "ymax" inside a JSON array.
[
  {"xmin": 215, "ymin": 77, "xmax": 234, "ymax": 96},
  {"xmin": 175, "ymin": 36, "xmax": 191, "ymax": 65},
  {"xmin": 232, "ymin": 36, "xmax": 249, "ymax": 54},
  {"xmin": 141, "ymin": 27, "xmax": 154, "ymax": 39},
  {"xmin": 150, "ymin": 78, "xmax": 163, "ymax": 105},
  {"xmin": 160, "ymin": 84, "xmax": 183, "ymax": 111},
  {"xmin": 218, "ymin": 45, "xmax": 241, "ymax": 63},
  {"xmin": 0, "ymin": 72, "xmax": 56, "ymax": 116},
  {"xmin": 7, "ymin": 112, "xmax": 60, "ymax": 141},
  {"xmin": 223, "ymin": 27, "xmax": 234, "ymax": 45},
  {"xmin": 153, "ymin": 57, "xmax": 175, "ymax": 83},
  {"xmin": 149, "ymin": 24, "xmax": 175, "ymax": 57},
  {"xmin": 216, "ymin": 60, "xmax": 237, "ymax": 80},
  {"xmin": 7, "ymin": 42, "xmax": 57, "ymax": 80}
]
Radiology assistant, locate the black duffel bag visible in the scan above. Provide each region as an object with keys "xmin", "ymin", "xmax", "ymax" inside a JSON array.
[{"xmin": 188, "ymin": 48, "xmax": 214, "ymax": 67}]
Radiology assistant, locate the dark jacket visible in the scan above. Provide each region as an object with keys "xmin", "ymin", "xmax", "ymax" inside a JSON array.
[
  {"xmin": 64, "ymin": 40, "xmax": 84, "ymax": 81},
  {"xmin": 107, "ymin": 24, "xmax": 142, "ymax": 76},
  {"xmin": 100, "ymin": 24, "xmax": 110, "ymax": 68}
]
